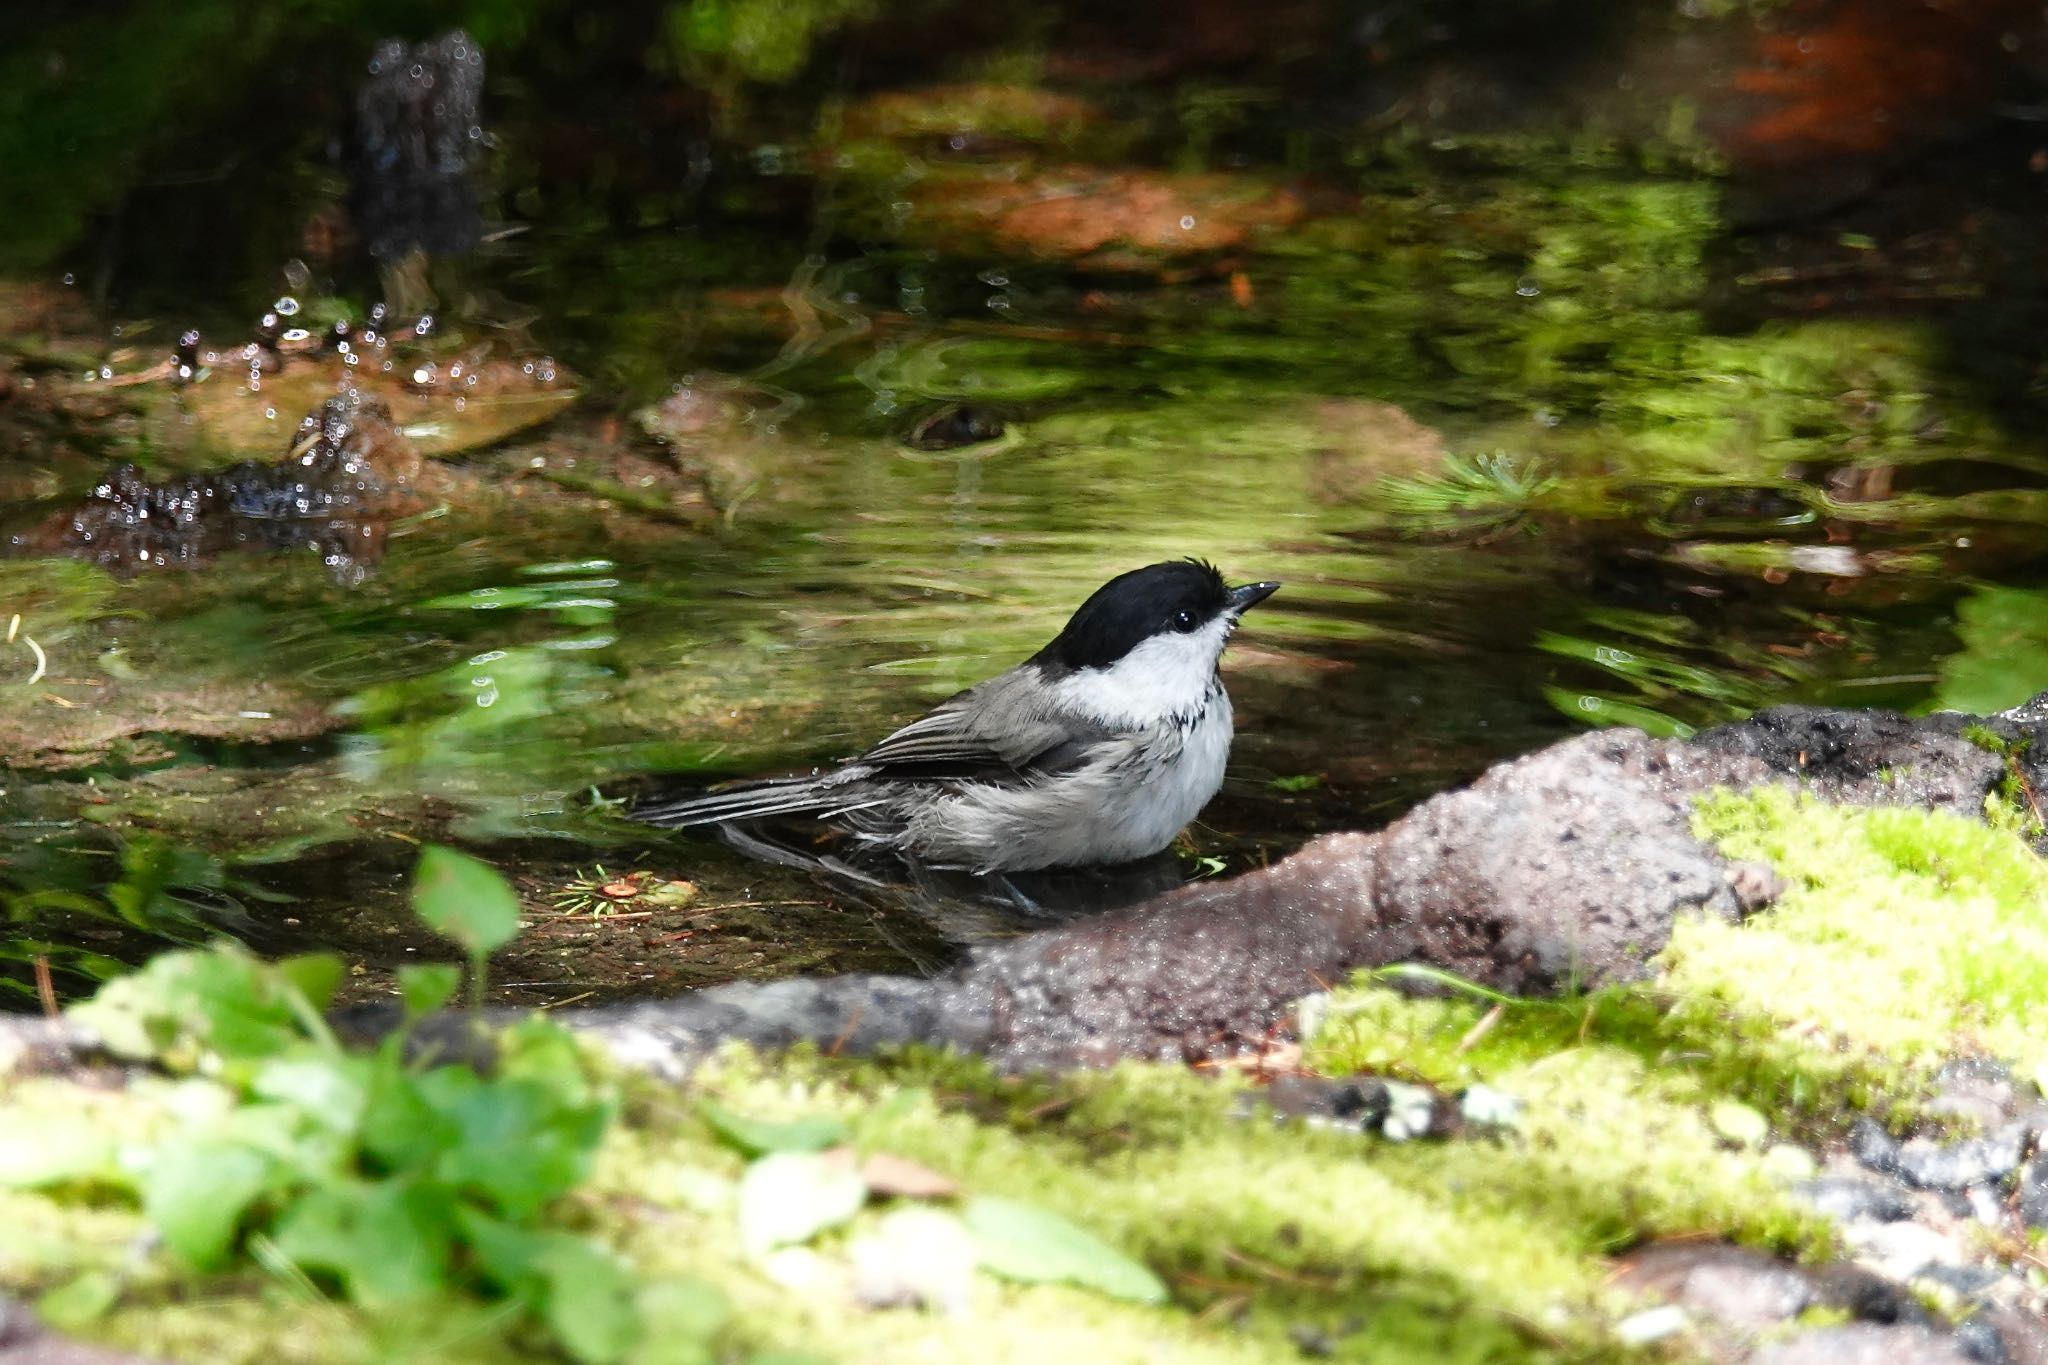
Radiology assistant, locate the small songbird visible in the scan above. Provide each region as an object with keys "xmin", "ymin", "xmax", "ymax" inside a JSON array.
[{"xmin": 634, "ymin": 559, "xmax": 1281, "ymax": 872}]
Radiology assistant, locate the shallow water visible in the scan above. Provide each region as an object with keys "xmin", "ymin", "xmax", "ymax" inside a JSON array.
[{"xmin": 5, "ymin": 1, "xmax": 2048, "ymax": 1006}]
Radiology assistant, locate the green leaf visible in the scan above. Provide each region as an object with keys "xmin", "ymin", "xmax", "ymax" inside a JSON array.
[
  {"xmin": 429, "ymin": 1074, "xmax": 611, "ymax": 1218},
  {"xmin": 398, "ymin": 963, "xmax": 462, "ymax": 1017},
  {"xmin": 36, "ymin": 1271, "xmax": 120, "ymax": 1330},
  {"xmin": 1935, "ymin": 584, "xmax": 2048, "ymax": 714},
  {"xmin": 412, "ymin": 846, "xmax": 524, "ymax": 958},
  {"xmin": 271, "ymin": 1180, "xmax": 455, "ymax": 1304},
  {"xmin": 276, "ymin": 954, "xmax": 345, "ymax": 1012},
  {"xmin": 533, "ymin": 1232, "xmax": 642, "ymax": 1365},
  {"xmin": 251, "ymin": 1055, "xmax": 369, "ymax": 1133},
  {"xmin": 72, "ymin": 945, "xmax": 306, "ymax": 1068},
  {"xmin": 360, "ymin": 1058, "xmax": 456, "ymax": 1171},
  {"xmin": 143, "ymin": 1139, "xmax": 272, "ymax": 1270},
  {"xmin": 457, "ymin": 1208, "xmax": 641, "ymax": 1365},
  {"xmin": 736, "ymin": 1152, "xmax": 866, "ymax": 1257},
  {"xmin": 698, "ymin": 1100, "xmax": 847, "ymax": 1157},
  {"xmin": 962, "ymin": 1196, "xmax": 1167, "ymax": 1304}
]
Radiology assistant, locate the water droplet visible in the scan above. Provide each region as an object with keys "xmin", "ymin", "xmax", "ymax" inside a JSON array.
[
  {"xmin": 1179, "ymin": 215, "xmax": 1196, "ymax": 230},
  {"xmin": 273, "ymin": 295, "xmax": 300, "ymax": 316}
]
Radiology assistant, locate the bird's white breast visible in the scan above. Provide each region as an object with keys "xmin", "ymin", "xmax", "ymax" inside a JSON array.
[{"xmin": 902, "ymin": 681, "xmax": 1234, "ymax": 871}]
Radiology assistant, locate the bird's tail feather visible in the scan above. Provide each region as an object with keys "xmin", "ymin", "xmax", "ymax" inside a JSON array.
[{"xmin": 632, "ymin": 769, "xmax": 889, "ymax": 828}]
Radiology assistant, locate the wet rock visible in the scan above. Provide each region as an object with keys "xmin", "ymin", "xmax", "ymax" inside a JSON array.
[
  {"xmin": 1961, "ymin": 1183, "xmax": 2009, "ymax": 1227},
  {"xmin": 1926, "ymin": 1059, "xmax": 2021, "ymax": 1132},
  {"xmin": 1725, "ymin": 859, "xmax": 1786, "ymax": 914},
  {"xmin": 1849, "ymin": 1117, "xmax": 1904, "ymax": 1176},
  {"xmin": 843, "ymin": 83, "xmax": 1100, "ymax": 148},
  {"xmin": 1613, "ymin": 1243, "xmax": 1814, "ymax": 1334},
  {"xmin": 1753, "ymin": 1323, "xmax": 1976, "ymax": 1365},
  {"xmin": 637, "ymin": 381, "xmax": 755, "ymax": 445},
  {"xmin": 1690, "ymin": 705, "xmax": 2007, "ymax": 818},
  {"xmin": 1972, "ymin": 1309, "xmax": 2048, "ymax": 1365},
  {"xmin": 907, "ymin": 404, "xmax": 1005, "ymax": 451},
  {"xmin": 175, "ymin": 345, "xmax": 575, "ymax": 462},
  {"xmin": 911, "ymin": 166, "xmax": 1304, "ymax": 266},
  {"xmin": 1308, "ymin": 399, "xmax": 1448, "ymax": 503},
  {"xmin": 1365, "ymin": 729, "xmax": 1756, "ymax": 995},
  {"xmin": 1845, "ymin": 1220, "xmax": 1959, "ymax": 1283},
  {"xmin": 350, "ymin": 30, "xmax": 487, "ymax": 262},
  {"xmin": 1891, "ymin": 1123, "xmax": 2029, "ymax": 1192},
  {"xmin": 1718, "ymin": 0, "xmax": 2034, "ymax": 174},
  {"xmin": 1253, "ymin": 1073, "xmax": 1461, "ymax": 1141},
  {"xmin": 1805, "ymin": 1262, "xmax": 1925, "ymax": 1325},
  {"xmin": 2017, "ymin": 1156, "xmax": 2048, "ymax": 1232},
  {"xmin": 32, "ymin": 390, "xmax": 420, "ymax": 584},
  {"xmin": 1609, "ymin": 1241, "xmax": 1997, "ymax": 1363},
  {"xmin": 1796, "ymin": 1175, "xmax": 1914, "ymax": 1223},
  {"xmin": 1917, "ymin": 1263, "xmax": 2006, "ymax": 1300}
]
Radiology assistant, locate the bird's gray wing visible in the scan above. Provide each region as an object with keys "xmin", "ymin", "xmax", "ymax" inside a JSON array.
[
  {"xmin": 634, "ymin": 673, "xmax": 1108, "ymax": 830},
  {"xmin": 859, "ymin": 675, "xmax": 1112, "ymax": 781}
]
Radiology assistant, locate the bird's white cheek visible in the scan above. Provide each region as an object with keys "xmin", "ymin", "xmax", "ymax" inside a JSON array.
[{"xmin": 1053, "ymin": 620, "xmax": 1231, "ymax": 726}]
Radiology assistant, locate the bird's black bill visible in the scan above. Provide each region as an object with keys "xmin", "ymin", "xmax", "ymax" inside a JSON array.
[{"xmin": 1227, "ymin": 580, "xmax": 1281, "ymax": 613}]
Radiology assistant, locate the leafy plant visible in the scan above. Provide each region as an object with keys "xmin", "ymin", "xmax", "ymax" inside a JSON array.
[
  {"xmin": 1372, "ymin": 452, "xmax": 1561, "ymax": 534},
  {"xmin": 4, "ymin": 845, "xmax": 734, "ymax": 1364}
]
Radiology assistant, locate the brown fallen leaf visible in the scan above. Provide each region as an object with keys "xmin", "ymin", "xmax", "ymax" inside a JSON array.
[{"xmin": 859, "ymin": 1152, "xmax": 961, "ymax": 1200}]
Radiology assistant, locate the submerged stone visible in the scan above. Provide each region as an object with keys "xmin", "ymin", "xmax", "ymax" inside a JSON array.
[
  {"xmin": 31, "ymin": 390, "xmax": 420, "ymax": 584},
  {"xmin": 907, "ymin": 403, "xmax": 1005, "ymax": 450}
]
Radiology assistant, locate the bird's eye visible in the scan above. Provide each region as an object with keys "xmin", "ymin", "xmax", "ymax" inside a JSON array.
[{"xmin": 1172, "ymin": 609, "xmax": 1196, "ymax": 631}]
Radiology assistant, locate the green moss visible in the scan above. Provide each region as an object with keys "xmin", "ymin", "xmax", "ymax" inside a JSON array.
[
  {"xmin": 1684, "ymin": 787, "xmax": 2048, "ymax": 1088},
  {"xmin": 2, "ymin": 1024, "xmax": 1818, "ymax": 1364},
  {"xmin": 595, "ymin": 1047, "xmax": 1756, "ymax": 1364}
]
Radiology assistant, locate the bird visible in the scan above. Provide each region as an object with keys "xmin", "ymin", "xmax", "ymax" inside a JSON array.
[{"xmin": 633, "ymin": 559, "xmax": 1281, "ymax": 873}]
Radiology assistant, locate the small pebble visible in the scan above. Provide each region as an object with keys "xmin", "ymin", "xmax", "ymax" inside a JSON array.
[
  {"xmin": 1848, "ymin": 1117, "xmax": 1902, "ymax": 1176},
  {"xmin": 2017, "ymin": 1155, "xmax": 2048, "ymax": 1231},
  {"xmin": 1614, "ymin": 1305, "xmax": 1690, "ymax": 1346},
  {"xmin": 1794, "ymin": 1176, "xmax": 1913, "ymax": 1224}
]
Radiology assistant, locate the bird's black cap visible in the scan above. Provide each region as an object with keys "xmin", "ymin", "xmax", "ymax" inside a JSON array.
[{"xmin": 1035, "ymin": 559, "xmax": 1278, "ymax": 672}]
